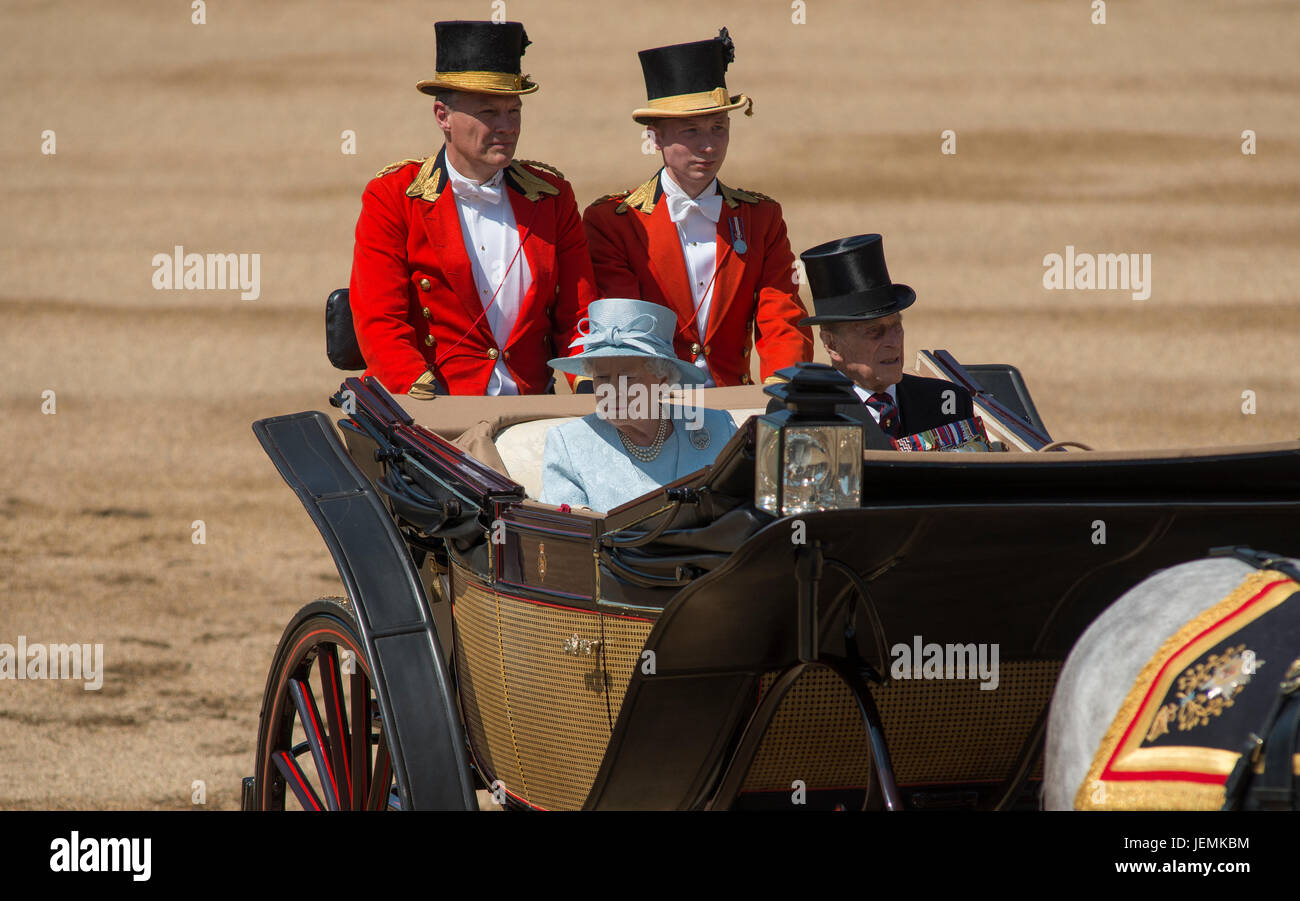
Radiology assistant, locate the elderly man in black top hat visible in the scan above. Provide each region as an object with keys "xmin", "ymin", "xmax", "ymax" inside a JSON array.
[{"xmin": 767, "ymin": 234, "xmax": 973, "ymax": 450}]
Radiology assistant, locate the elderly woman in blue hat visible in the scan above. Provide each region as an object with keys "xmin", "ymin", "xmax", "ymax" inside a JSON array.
[{"xmin": 540, "ymin": 298, "xmax": 737, "ymax": 513}]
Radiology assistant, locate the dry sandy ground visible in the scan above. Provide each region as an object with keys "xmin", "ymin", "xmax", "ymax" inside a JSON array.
[{"xmin": 1, "ymin": 0, "xmax": 1297, "ymax": 809}]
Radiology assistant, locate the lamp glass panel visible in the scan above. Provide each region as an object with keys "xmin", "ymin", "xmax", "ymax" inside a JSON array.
[
  {"xmin": 781, "ymin": 424, "xmax": 861, "ymax": 515},
  {"xmin": 754, "ymin": 417, "xmax": 781, "ymax": 514}
]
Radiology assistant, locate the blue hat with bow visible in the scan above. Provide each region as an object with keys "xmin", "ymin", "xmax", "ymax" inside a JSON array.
[{"xmin": 548, "ymin": 298, "xmax": 707, "ymax": 386}]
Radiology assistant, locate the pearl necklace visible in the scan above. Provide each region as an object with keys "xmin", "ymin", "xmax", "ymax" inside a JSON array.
[{"xmin": 618, "ymin": 418, "xmax": 669, "ymax": 462}]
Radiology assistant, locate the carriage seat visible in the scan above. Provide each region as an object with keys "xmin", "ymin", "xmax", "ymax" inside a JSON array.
[{"xmin": 494, "ymin": 416, "xmax": 579, "ymax": 499}]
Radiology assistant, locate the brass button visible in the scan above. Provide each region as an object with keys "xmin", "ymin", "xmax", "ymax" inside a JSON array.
[
  {"xmin": 487, "ymin": 348, "xmax": 499, "ymax": 360},
  {"xmin": 503, "ymin": 350, "xmax": 510, "ymax": 360},
  {"xmin": 690, "ymin": 342, "xmax": 701, "ymax": 356},
  {"xmin": 419, "ymin": 278, "xmax": 431, "ymax": 291},
  {"xmin": 424, "ymin": 335, "xmax": 434, "ymax": 347},
  {"xmin": 742, "ymin": 373, "xmax": 752, "ymax": 385},
  {"xmin": 422, "ymin": 307, "xmax": 431, "ymax": 319},
  {"xmin": 703, "ymin": 344, "xmax": 711, "ymax": 356}
]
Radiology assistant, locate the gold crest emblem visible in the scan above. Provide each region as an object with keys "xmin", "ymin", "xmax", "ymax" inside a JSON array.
[{"xmin": 1145, "ymin": 644, "xmax": 1261, "ymax": 742}]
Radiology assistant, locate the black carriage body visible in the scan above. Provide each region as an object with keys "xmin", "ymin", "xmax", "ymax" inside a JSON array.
[{"xmin": 254, "ymin": 375, "xmax": 1300, "ymax": 810}]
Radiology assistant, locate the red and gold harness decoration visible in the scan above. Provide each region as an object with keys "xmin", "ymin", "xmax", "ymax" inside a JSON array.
[{"xmin": 1077, "ymin": 569, "xmax": 1300, "ymax": 809}]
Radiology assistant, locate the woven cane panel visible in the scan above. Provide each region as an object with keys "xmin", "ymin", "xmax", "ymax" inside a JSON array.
[
  {"xmin": 742, "ymin": 660, "xmax": 1061, "ymax": 792},
  {"xmin": 452, "ymin": 570, "xmax": 527, "ymax": 801},
  {"xmin": 600, "ymin": 615, "xmax": 654, "ymax": 720},
  {"xmin": 452, "ymin": 566, "xmax": 656, "ymax": 810},
  {"xmin": 870, "ymin": 660, "xmax": 1061, "ymax": 786},
  {"xmin": 742, "ymin": 666, "xmax": 873, "ymax": 792},
  {"xmin": 495, "ymin": 594, "xmax": 620, "ymax": 811}
]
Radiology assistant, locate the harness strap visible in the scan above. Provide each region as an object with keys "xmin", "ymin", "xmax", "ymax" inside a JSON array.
[
  {"xmin": 1209, "ymin": 545, "xmax": 1300, "ymax": 583},
  {"xmin": 1249, "ymin": 688, "xmax": 1300, "ymax": 810},
  {"xmin": 1209, "ymin": 547, "xmax": 1300, "ymax": 810}
]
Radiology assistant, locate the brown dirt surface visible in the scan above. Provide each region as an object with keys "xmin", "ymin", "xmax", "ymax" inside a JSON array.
[{"xmin": 1, "ymin": 0, "xmax": 1297, "ymax": 809}]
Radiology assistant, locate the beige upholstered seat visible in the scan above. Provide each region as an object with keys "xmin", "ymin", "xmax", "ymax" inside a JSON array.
[{"xmin": 494, "ymin": 416, "xmax": 579, "ymax": 500}]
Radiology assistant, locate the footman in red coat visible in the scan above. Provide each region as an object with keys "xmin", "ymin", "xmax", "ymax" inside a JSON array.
[
  {"xmin": 583, "ymin": 28, "xmax": 812, "ymax": 389},
  {"xmin": 349, "ymin": 20, "xmax": 596, "ymax": 397}
]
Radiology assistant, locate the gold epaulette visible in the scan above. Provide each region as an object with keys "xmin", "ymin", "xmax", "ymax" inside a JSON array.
[
  {"xmin": 507, "ymin": 160, "xmax": 561, "ymax": 201},
  {"xmin": 514, "ymin": 158, "xmax": 565, "ymax": 180},
  {"xmin": 720, "ymin": 183, "xmax": 774, "ymax": 207},
  {"xmin": 615, "ymin": 174, "xmax": 659, "ymax": 215},
  {"xmin": 588, "ymin": 190, "xmax": 631, "ymax": 207},
  {"xmin": 405, "ymin": 157, "xmax": 443, "ymax": 203},
  {"xmin": 375, "ymin": 157, "xmax": 426, "ymax": 178}
]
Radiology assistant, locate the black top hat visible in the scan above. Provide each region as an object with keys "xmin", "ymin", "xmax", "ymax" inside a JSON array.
[
  {"xmin": 798, "ymin": 234, "xmax": 916, "ymax": 327},
  {"xmin": 417, "ymin": 21, "xmax": 538, "ymax": 96},
  {"xmin": 632, "ymin": 27, "xmax": 752, "ymax": 125}
]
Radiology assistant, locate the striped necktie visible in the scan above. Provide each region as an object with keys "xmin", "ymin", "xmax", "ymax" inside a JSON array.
[{"xmin": 866, "ymin": 392, "xmax": 901, "ymax": 438}]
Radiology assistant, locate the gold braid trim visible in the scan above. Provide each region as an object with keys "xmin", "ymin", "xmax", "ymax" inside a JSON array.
[
  {"xmin": 407, "ymin": 370, "xmax": 440, "ymax": 400},
  {"xmin": 514, "ymin": 158, "xmax": 565, "ymax": 180},
  {"xmin": 719, "ymin": 183, "xmax": 773, "ymax": 207},
  {"xmin": 588, "ymin": 191, "xmax": 630, "ymax": 208},
  {"xmin": 405, "ymin": 157, "xmax": 444, "ymax": 203},
  {"xmin": 1075, "ymin": 569, "xmax": 1297, "ymax": 810},
  {"xmin": 615, "ymin": 174, "xmax": 659, "ymax": 215},
  {"xmin": 424, "ymin": 70, "xmax": 536, "ymax": 93},
  {"xmin": 507, "ymin": 161, "xmax": 561, "ymax": 201},
  {"xmin": 376, "ymin": 157, "xmax": 425, "ymax": 179}
]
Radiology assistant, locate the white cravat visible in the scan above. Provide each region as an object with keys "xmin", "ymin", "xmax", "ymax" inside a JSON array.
[
  {"xmin": 445, "ymin": 154, "xmax": 532, "ymax": 395},
  {"xmin": 853, "ymin": 382, "xmax": 899, "ymax": 425},
  {"xmin": 660, "ymin": 169, "xmax": 720, "ymax": 387}
]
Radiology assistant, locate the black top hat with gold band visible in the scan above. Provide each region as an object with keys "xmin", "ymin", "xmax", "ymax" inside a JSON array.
[
  {"xmin": 798, "ymin": 234, "xmax": 916, "ymax": 327},
  {"xmin": 632, "ymin": 27, "xmax": 752, "ymax": 125},
  {"xmin": 416, "ymin": 21, "xmax": 538, "ymax": 96}
]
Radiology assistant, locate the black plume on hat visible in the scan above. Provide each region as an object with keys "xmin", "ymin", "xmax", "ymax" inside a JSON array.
[{"xmin": 716, "ymin": 27, "xmax": 735, "ymax": 65}]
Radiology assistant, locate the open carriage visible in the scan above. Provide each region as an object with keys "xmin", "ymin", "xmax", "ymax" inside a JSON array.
[{"xmin": 242, "ymin": 330, "xmax": 1300, "ymax": 811}]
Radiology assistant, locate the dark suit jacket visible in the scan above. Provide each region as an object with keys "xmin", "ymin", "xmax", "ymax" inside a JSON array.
[{"xmin": 764, "ymin": 374, "xmax": 975, "ymax": 450}]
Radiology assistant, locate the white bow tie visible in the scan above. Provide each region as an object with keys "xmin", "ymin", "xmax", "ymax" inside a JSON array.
[
  {"xmin": 666, "ymin": 191, "xmax": 722, "ymax": 224},
  {"xmin": 451, "ymin": 174, "xmax": 503, "ymax": 205}
]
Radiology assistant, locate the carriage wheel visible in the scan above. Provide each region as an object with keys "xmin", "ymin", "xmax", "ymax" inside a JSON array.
[{"xmin": 252, "ymin": 598, "xmax": 396, "ymax": 810}]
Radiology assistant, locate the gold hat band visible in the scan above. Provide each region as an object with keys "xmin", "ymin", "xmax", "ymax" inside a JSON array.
[
  {"xmin": 425, "ymin": 70, "xmax": 534, "ymax": 92},
  {"xmin": 647, "ymin": 86, "xmax": 732, "ymax": 113}
]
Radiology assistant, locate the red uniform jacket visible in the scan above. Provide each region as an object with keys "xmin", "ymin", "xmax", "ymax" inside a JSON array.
[
  {"xmin": 582, "ymin": 171, "xmax": 812, "ymax": 386},
  {"xmin": 349, "ymin": 147, "xmax": 597, "ymax": 395}
]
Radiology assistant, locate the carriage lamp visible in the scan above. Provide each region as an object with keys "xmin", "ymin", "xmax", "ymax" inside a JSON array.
[{"xmin": 756, "ymin": 363, "xmax": 863, "ymax": 516}]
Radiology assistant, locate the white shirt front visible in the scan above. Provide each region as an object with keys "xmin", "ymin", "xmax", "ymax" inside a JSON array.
[
  {"xmin": 853, "ymin": 382, "xmax": 899, "ymax": 425},
  {"xmin": 660, "ymin": 169, "xmax": 720, "ymax": 387},
  {"xmin": 445, "ymin": 154, "xmax": 532, "ymax": 396}
]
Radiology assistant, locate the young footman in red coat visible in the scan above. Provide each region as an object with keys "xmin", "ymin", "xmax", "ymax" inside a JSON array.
[
  {"xmin": 582, "ymin": 28, "xmax": 812, "ymax": 390},
  {"xmin": 349, "ymin": 20, "xmax": 596, "ymax": 397}
]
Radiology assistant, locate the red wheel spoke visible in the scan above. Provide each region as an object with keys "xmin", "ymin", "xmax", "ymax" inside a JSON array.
[
  {"xmin": 289, "ymin": 677, "xmax": 342, "ymax": 811},
  {"xmin": 273, "ymin": 750, "xmax": 325, "ymax": 811},
  {"xmin": 350, "ymin": 671, "xmax": 371, "ymax": 811},
  {"xmin": 367, "ymin": 731, "xmax": 393, "ymax": 811},
  {"xmin": 317, "ymin": 646, "xmax": 353, "ymax": 806}
]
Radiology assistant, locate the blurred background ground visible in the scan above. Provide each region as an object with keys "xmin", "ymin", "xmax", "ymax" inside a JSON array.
[{"xmin": 0, "ymin": 0, "xmax": 1297, "ymax": 808}]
